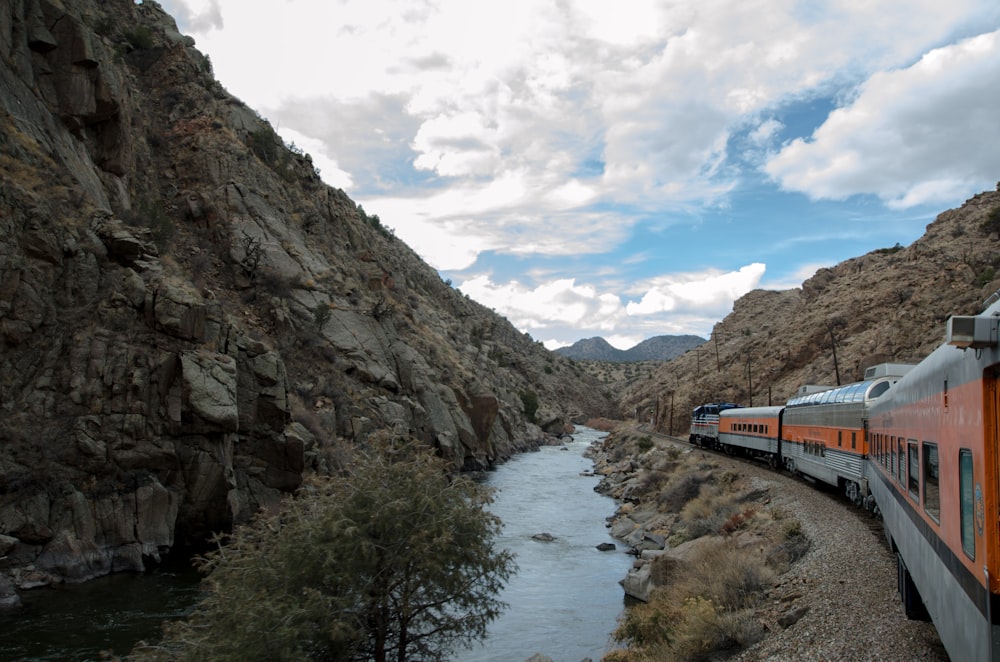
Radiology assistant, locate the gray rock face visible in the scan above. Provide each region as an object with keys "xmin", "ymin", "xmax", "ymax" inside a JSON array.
[{"xmin": 0, "ymin": 0, "xmax": 614, "ymax": 603}]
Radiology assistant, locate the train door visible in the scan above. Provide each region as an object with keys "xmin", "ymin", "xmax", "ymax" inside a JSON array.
[{"xmin": 990, "ymin": 368, "xmax": 1000, "ymax": 657}]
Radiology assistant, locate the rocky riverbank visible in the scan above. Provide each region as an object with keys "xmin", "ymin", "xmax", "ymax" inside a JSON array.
[{"xmin": 586, "ymin": 423, "xmax": 946, "ymax": 662}]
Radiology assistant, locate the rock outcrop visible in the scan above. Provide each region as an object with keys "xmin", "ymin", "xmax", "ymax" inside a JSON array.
[{"xmin": 0, "ymin": 0, "xmax": 613, "ymax": 599}]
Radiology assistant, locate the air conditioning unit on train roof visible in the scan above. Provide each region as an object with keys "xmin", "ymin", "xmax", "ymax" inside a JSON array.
[
  {"xmin": 863, "ymin": 363, "xmax": 916, "ymax": 379},
  {"xmin": 946, "ymin": 314, "xmax": 999, "ymax": 349}
]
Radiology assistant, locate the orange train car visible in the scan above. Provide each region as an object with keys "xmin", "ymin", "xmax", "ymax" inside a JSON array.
[
  {"xmin": 715, "ymin": 368, "xmax": 908, "ymax": 506},
  {"xmin": 782, "ymin": 367, "xmax": 908, "ymax": 506},
  {"xmin": 868, "ymin": 300, "xmax": 1000, "ymax": 661},
  {"xmin": 718, "ymin": 405, "xmax": 783, "ymax": 468}
]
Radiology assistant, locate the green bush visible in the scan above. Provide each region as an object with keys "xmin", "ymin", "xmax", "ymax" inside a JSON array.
[
  {"xmin": 124, "ymin": 26, "xmax": 154, "ymax": 50},
  {"xmin": 981, "ymin": 205, "xmax": 1000, "ymax": 236},
  {"xmin": 520, "ymin": 390, "xmax": 539, "ymax": 423},
  {"xmin": 134, "ymin": 440, "xmax": 515, "ymax": 661}
]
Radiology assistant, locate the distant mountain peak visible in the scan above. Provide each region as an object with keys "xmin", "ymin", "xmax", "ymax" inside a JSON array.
[{"xmin": 554, "ymin": 335, "xmax": 706, "ymax": 362}]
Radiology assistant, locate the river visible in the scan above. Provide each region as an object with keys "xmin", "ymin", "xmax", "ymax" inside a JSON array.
[
  {"xmin": 0, "ymin": 426, "xmax": 629, "ymax": 661},
  {"xmin": 460, "ymin": 427, "xmax": 631, "ymax": 661}
]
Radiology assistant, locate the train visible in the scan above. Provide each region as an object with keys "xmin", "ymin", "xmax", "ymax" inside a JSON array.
[
  {"xmin": 689, "ymin": 401, "xmax": 742, "ymax": 447},
  {"xmin": 688, "ymin": 296, "xmax": 1000, "ymax": 661}
]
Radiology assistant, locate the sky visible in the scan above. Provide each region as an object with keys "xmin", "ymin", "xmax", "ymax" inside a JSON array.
[{"xmin": 156, "ymin": 0, "xmax": 1000, "ymax": 349}]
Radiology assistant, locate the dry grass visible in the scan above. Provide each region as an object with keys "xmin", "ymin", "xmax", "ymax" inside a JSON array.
[
  {"xmin": 605, "ymin": 537, "xmax": 773, "ymax": 662},
  {"xmin": 602, "ymin": 434, "xmax": 810, "ymax": 662},
  {"xmin": 657, "ymin": 469, "xmax": 715, "ymax": 513}
]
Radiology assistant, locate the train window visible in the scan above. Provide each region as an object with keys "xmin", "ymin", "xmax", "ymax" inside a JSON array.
[
  {"xmin": 922, "ymin": 442, "xmax": 940, "ymax": 523},
  {"xmin": 907, "ymin": 441, "xmax": 919, "ymax": 500},
  {"xmin": 851, "ymin": 431, "xmax": 856, "ymax": 450},
  {"xmin": 960, "ymin": 449, "xmax": 975, "ymax": 559},
  {"xmin": 837, "ymin": 430, "xmax": 842, "ymax": 447},
  {"xmin": 890, "ymin": 439, "xmax": 896, "ymax": 476},
  {"xmin": 868, "ymin": 381, "xmax": 890, "ymax": 400},
  {"xmin": 898, "ymin": 439, "xmax": 905, "ymax": 485}
]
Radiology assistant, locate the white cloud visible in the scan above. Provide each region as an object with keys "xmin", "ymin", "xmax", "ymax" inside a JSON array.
[
  {"xmin": 626, "ymin": 264, "xmax": 767, "ymax": 316},
  {"xmin": 156, "ymin": 0, "xmax": 1000, "ymax": 346},
  {"xmin": 168, "ymin": 0, "xmax": 1000, "ymax": 226},
  {"xmin": 765, "ymin": 29, "xmax": 1000, "ymax": 208},
  {"xmin": 158, "ymin": 0, "xmax": 222, "ymax": 33},
  {"xmin": 412, "ymin": 112, "xmax": 501, "ymax": 177},
  {"xmin": 458, "ymin": 276, "xmax": 626, "ymax": 332},
  {"xmin": 459, "ymin": 264, "xmax": 767, "ymax": 346},
  {"xmin": 762, "ymin": 262, "xmax": 830, "ymax": 291},
  {"xmin": 366, "ymin": 191, "xmax": 634, "ymax": 271},
  {"xmin": 749, "ymin": 119, "xmax": 783, "ymax": 146}
]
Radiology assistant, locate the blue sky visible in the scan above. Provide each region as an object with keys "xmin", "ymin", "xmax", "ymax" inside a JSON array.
[{"xmin": 157, "ymin": 0, "xmax": 1000, "ymax": 349}]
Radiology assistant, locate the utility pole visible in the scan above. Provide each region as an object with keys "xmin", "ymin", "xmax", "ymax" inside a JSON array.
[
  {"xmin": 746, "ymin": 350, "xmax": 753, "ymax": 407},
  {"xmin": 665, "ymin": 390, "xmax": 675, "ymax": 436},
  {"xmin": 713, "ymin": 332, "xmax": 721, "ymax": 372},
  {"xmin": 827, "ymin": 320, "xmax": 841, "ymax": 386}
]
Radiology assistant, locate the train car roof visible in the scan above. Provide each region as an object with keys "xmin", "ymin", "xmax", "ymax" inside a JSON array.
[
  {"xmin": 692, "ymin": 402, "xmax": 742, "ymax": 414},
  {"xmin": 720, "ymin": 405, "xmax": 784, "ymax": 418},
  {"xmin": 785, "ymin": 376, "xmax": 897, "ymax": 407}
]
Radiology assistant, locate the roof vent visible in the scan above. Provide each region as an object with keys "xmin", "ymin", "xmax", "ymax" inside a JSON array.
[
  {"xmin": 863, "ymin": 363, "xmax": 915, "ymax": 379},
  {"xmin": 946, "ymin": 315, "xmax": 999, "ymax": 349}
]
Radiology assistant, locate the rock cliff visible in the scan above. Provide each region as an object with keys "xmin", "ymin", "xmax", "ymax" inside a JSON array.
[{"xmin": 0, "ymin": 0, "xmax": 613, "ymax": 601}]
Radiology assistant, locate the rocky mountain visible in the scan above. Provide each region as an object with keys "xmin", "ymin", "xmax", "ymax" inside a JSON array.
[
  {"xmin": 0, "ymin": 0, "xmax": 613, "ymax": 601},
  {"xmin": 555, "ymin": 335, "xmax": 705, "ymax": 362},
  {"xmin": 621, "ymin": 189, "xmax": 1000, "ymax": 436}
]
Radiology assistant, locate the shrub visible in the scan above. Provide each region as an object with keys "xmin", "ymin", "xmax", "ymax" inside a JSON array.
[
  {"xmin": 131, "ymin": 198, "xmax": 173, "ymax": 253},
  {"xmin": 124, "ymin": 26, "xmax": 154, "ymax": 50},
  {"xmin": 610, "ymin": 538, "xmax": 771, "ymax": 661},
  {"xmin": 980, "ymin": 205, "xmax": 1000, "ymax": 236},
  {"xmin": 637, "ymin": 469, "xmax": 668, "ymax": 494},
  {"xmin": 312, "ymin": 302, "xmax": 332, "ymax": 330},
  {"xmin": 872, "ymin": 242, "xmax": 904, "ymax": 255},
  {"xmin": 976, "ymin": 266, "xmax": 996, "ymax": 287},
  {"xmin": 687, "ymin": 538, "xmax": 775, "ymax": 610},
  {"xmin": 248, "ymin": 125, "xmax": 283, "ymax": 167},
  {"xmin": 133, "ymin": 440, "xmax": 515, "ymax": 661},
  {"xmin": 657, "ymin": 471, "xmax": 714, "ymax": 512},
  {"xmin": 679, "ymin": 485, "xmax": 746, "ymax": 540},
  {"xmin": 520, "ymin": 390, "xmax": 539, "ymax": 423},
  {"xmin": 720, "ymin": 507, "xmax": 757, "ymax": 534}
]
